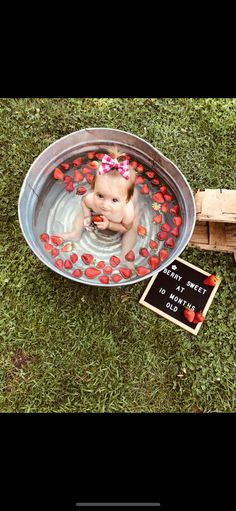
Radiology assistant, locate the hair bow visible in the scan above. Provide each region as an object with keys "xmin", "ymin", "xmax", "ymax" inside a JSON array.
[{"xmin": 99, "ymin": 154, "xmax": 130, "ymax": 180}]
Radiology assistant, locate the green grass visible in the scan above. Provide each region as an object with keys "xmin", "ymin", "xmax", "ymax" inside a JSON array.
[{"xmin": 1, "ymin": 98, "xmax": 236, "ymax": 412}]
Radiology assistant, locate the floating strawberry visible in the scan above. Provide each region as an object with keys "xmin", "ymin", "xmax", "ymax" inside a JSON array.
[
  {"xmin": 72, "ymin": 157, "xmax": 83, "ymax": 167},
  {"xmin": 74, "ymin": 170, "xmax": 83, "ymax": 182},
  {"xmin": 173, "ymin": 216, "xmax": 182, "ymax": 227},
  {"xmin": 125, "ymin": 250, "xmax": 135, "ymax": 262},
  {"xmin": 161, "ymin": 223, "xmax": 171, "ymax": 232},
  {"xmin": 95, "ymin": 153, "xmax": 104, "ymax": 160},
  {"xmin": 148, "ymin": 256, "xmax": 160, "ymax": 270},
  {"xmin": 152, "ymin": 192, "xmax": 164, "ymax": 203},
  {"xmin": 82, "ymin": 167, "xmax": 91, "ymax": 174},
  {"xmin": 96, "ymin": 261, "xmax": 106, "ymax": 269},
  {"xmin": 183, "ymin": 308, "xmax": 195, "ymax": 323},
  {"xmin": 103, "ymin": 266, "xmax": 113, "ymax": 275},
  {"xmin": 61, "ymin": 243, "xmax": 73, "ymax": 252},
  {"xmin": 139, "ymin": 247, "xmax": 150, "ymax": 258},
  {"xmin": 140, "ymin": 184, "xmax": 150, "ymax": 194},
  {"xmin": 44, "ymin": 242, "xmax": 53, "ymax": 252},
  {"xmin": 88, "ymin": 161, "xmax": 99, "ymax": 169},
  {"xmin": 72, "ymin": 268, "xmax": 82, "ymax": 278},
  {"xmin": 53, "ymin": 167, "xmax": 64, "ymax": 180},
  {"xmin": 51, "ymin": 248, "xmax": 59, "ymax": 258},
  {"xmin": 136, "ymin": 164, "xmax": 144, "ymax": 172},
  {"xmin": 86, "ymin": 174, "xmax": 95, "ymax": 184},
  {"xmin": 66, "ymin": 181, "xmax": 74, "ymax": 192},
  {"xmin": 130, "ymin": 161, "xmax": 138, "ymax": 169},
  {"xmin": 149, "ymin": 239, "xmax": 158, "ymax": 249},
  {"xmin": 81, "ymin": 253, "xmax": 94, "ymax": 265},
  {"xmin": 76, "ymin": 186, "xmax": 87, "ymax": 195},
  {"xmin": 164, "ymin": 193, "xmax": 173, "ymax": 202},
  {"xmin": 165, "ymin": 237, "xmax": 175, "ymax": 248},
  {"xmin": 161, "ymin": 203, "xmax": 169, "ymax": 213},
  {"xmin": 64, "ymin": 259, "xmax": 73, "ymax": 269},
  {"xmin": 160, "ymin": 185, "xmax": 167, "ymax": 194},
  {"xmin": 111, "ymin": 274, "xmax": 122, "ymax": 283},
  {"xmin": 170, "ymin": 227, "xmax": 179, "ymax": 237},
  {"xmin": 151, "ymin": 178, "xmax": 160, "ymax": 186},
  {"xmin": 135, "ymin": 176, "xmax": 145, "ymax": 185},
  {"xmin": 202, "ymin": 274, "xmax": 218, "ymax": 286},
  {"xmin": 99, "ymin": 275, "xmax": 109, "ymax": 284},
  {"xmin": 85, "ymin": 267, "xmax": 101, "ymax": 279},
  {"xmin": 159, "ymin": 249, "xmax": 169, "ymax": 261},
  {"xmin": 55, "ymin": 258, "xmax": 63, "ymax": 269},
  {"xmin": 87, "ymin": 151, "xmax": 96, "ymax": 159},
  {"xmin": 170, "ymin": 204, "xmax": 179, "ymax": 215},
  {"xmin": 157, "ymin": 231, "xmax": 168, "ymax": 241},
  {"xmin": 136, "ymin": 266, "xmax": 151, "ymax": 276},
  {"xmin": 61, "ymin": 163, "xmax": 69, "ymax": 170},
  {"xmin": 110, "ymin": 255, "xmax": 120, "ymax": 267},
  {"xmin": 70, "ymin": 253, "xmax": 78, "ymax": 264},
  {"xmin": 92, "ymin": 215, "xmax": 103, "ymax": 223},
  {"xmin": 119, "ymin": 267, "xmax": 132, "ymax": 279},
  {"xmin": 137, "ymin": 225, "xmax": 147, "ymax": 237},
  {"xmin": 145, "ymin": 171, "xmax": 155, "ymax": 179},
  {"xmin": 40, "ymin": 233, "xmax": 49, "ymax": 243},
  {"xmin": 192, "ymin": 311, "xmax": 205, "ymax": 323},
  {"xmin": 152, "ymin": 213, "xmax": 162, "ymax": 224},
  {"xmin": 64, "ymin": 175, "xmax": 72, "ymax": 183},
  {"xmin": 50, "ymin": 235, "xmax": 63, "ymax": 246}
]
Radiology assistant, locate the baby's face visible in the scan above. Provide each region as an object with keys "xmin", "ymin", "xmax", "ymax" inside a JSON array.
[{"xmin": 93, "ymin": 174, "xmax": 128, "ymax": 216}]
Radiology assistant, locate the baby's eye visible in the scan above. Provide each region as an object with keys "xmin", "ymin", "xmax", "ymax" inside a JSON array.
[
  {"xmin": 97, "ymin": 193, "xmax": 103, "ymax": 199},
  {"xmin": 112, "ymin": 198, "xmax": 119, "ymax": 203}
]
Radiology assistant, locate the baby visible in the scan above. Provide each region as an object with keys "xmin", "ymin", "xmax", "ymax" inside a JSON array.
[{"xmin": 56, "ymin": 152, "xmax": 140, "ymax": 260}]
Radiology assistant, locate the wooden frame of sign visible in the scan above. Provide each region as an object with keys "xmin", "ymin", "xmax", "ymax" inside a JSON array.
[{"xmin": 139, "ymin": 257, "xmax": 221, "ymax": 335}]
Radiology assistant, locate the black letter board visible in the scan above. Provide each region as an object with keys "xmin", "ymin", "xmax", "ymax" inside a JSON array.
[{"xmin": 139, "ymin": 257, "xmax": 221, "ymax": 335}]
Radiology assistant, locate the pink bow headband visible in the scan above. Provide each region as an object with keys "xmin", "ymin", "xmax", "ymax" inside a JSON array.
[{"xmin": 98, "ymin": 154, "xmax": 130, "ymax": 180}]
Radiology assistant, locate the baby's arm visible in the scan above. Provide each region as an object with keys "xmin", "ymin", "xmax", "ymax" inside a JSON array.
[{"xmin": 95, "ymin": 203, "xmax": 134, "ymax": 233}]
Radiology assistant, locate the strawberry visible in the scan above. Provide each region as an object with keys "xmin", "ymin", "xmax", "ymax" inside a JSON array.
[
  {"xmin": 159, "ymin": 249, "xmax": 169, "ymax": 261},
  {"xmin": 61, "ymin": 243, "xmax": 73, "ymax": 252},
  {"xmin": 70, "ymin": 253, "xmax": 78, "ymax": 264},
  {"xmin": 72, "ymin": 157, "xmax": 83, "ymax": 167},
  {"xmin": 152, "ymin": 213, "xmax": 162, "ymax": 224},
  {"xmin": 157, "ymin": 231, "xmax": 168, "ymax": 241},
  {"xmin": 159, "ymin": 185, "xmax": 167, "ymax": 194},
  {"xmin": 136, "ymin": 266, "xmax": 150, "ymax": 276},
  {"xmin": 136, "ymin": 164, "xmax": 144, "ymax": 172},
  {"xmin": 193, "ymin": 311, "xmax": 205, "ymax": 323},
  {"xmin": 64, "ymin": 175, "xmax": 72, "ymax": 183},
  {"xmin": 130, "ymin": 161, "xmax": 138, "ymax": 169},
  {"xmin": 40, "ymin": 233, "xmax": 49, "ymax": 243},
  {"xmin": 139, "ymin": 247, "xmax": 150, "ymax": 258},
  {"xmin": 170, "ymin": 204, "xmax": 179, "ymax": 215},
  {"xmin": 76, "ymin": 186, "xmax": 87, "ymax": 195},
  {"xmin": 164, "ymin": 193, "xmax": 173, "ymax": 202},
  {"xmin": 135, "ymin": 176, "xmax": 145, "ymax": 185},
  {"xmin": 170, "ymin": 227, "xmax": 179, "ymax": 237},
  {"xmin": 119, "ymin": 267, "xmax": 132, "ymax": 279},
  {"xmin": 110, "ymin": 255, "xmax": 120, "ymax": 267},
  {"xmin": 161, "ymin": 203, "xmax": 169, "ymax": 213},
  {"xmin": 82, "ymin": 167, "xmax": 91, "ymax": 174},
  {"xmin": 81, "ymin": 253, "xmax": 94, "ymax": 265},
  {"xmin": 96, "ymin": 261, "xmax": 106, "ymax": 269},
  {"xmin": 53, "ymin": 167, "xmax": 64, "ymax": 180},
  {"xmin": 72, "ymin": 268, "xmax": 82, "ymax": 278},
  {"xmin": 95, "ymin": 153, "xmax": 104, "ymax": 160},
  {"xmin": 103, "ymin": 266, "xmax": 113, "ymax": 275},
  {"xmin": 64, "ymin": 259, "xmax": 73, "ymax": 269},
  {"xmin": 165, "ymin": 237, "xmax": 175, "ymax": 248},
  {"xmin": 148, "ymin": 256, "xmax": 160, "ymax": 270},
  {"xmin": 51, "ymin": 248, "xmax": 59, "ymax": 258},
  {"xmin": 173, "ymin": 216, "xmax": 182, "ymax": 227},
  {"xmin": 125, "ymin": 250, "xmax": 135, "ymax": 262},
  {"xmin": 137, "ymin": 225, "xmax": 147, "ymax": 237},
  {"xmin": 86, "ymin": 174, "xmax": 95, "ymax": 184},
  {"xmin": 111, "ymin": 274, "xmax": 122, "ymax": 283},
  {"xmin": 140, "ymin": 184, "xmax": 150, "ymax": 194},
  {"xmin": 61, "ymin": 163, "xmax": 70, "ymax": 170},
  {"xmin": 123, "ymin": 154, "xmax": 132, "ymax": 161},
  {"xmin": 203, "ymin": 274, "xmax": 218, "ymax": 286},
  {"xmin": 145, "ymin": 171, "xmax": 155, "ymax": 179},
  {"xmin": 50, "ymin": 235, "xmax": 63, "ymax": 246},
  {"xmin": 149, "ymin": 239, "xmax": 158, "ymax": 249},
  {"xmin": 152, "ymin": 192, "xmax": 164, "ymax": 203},
  {"xmin": 88, "ymin": 161, "xmax": 99, "ymax": 169},
  {"xmin": 55, "ymin": 258, "xmax": 63, "ymax": 269},
  {"xmin": 66, "ymin": 181, "xmax": 74, "ymax": 192},
  {"xmin": 151, "ymin": 178, "xmax": 160, "ymax": 186},
  {"xmin": 161, "ymin": 223, "xmax": 171, "ymax": 232},
  {"xmin": 99, "ymin": 275, "xmax": 109, "ymax": 284},
  {"xmin": 92, "ymin": 215, "xmax": 103, "ymax": 223},
  {"xmin": 87, "ymin": 151, "xmax": 96, "ymax": 159},
  {"xmin": 44, "ymin": 242, "xmax": 53, "ymax": 252},
  {"xmin": 183, "ymin": 308, "xmax": 195, "ymax": 323},
  {"xmin": 85, "ymin": 267, "xmax": 101, "ymax": 279},
  {"xmin": 74, "ymin": 170, "xmax": 83, "ymax": 182}
]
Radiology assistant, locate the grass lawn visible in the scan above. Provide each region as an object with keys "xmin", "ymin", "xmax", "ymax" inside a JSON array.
[{"xmin": 0, "ymin": 97, "xmax": 236, "ymax": 412}]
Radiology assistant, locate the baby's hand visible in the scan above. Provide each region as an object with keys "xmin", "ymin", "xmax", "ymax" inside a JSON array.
[
  {"xmin": 83, "ymin": 216, "xmax": 92, "ymax": 230},
  {"xmin": 94, "ymin": 215, "xmax": 110, "ymax": 230}
]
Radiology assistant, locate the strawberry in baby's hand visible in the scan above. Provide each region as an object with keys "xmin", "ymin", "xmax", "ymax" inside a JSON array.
[
  {"xmin": 92, "ymin": 215, "xmax": 103, "ymax": 223},
  {"xmin": 203, "ymin": 274, "xmax": 218, "ymax": 287}
]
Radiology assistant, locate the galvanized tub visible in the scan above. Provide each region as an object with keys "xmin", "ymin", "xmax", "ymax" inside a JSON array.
[{"xmin": 18, "ymin": 128, "xmax": 196, "ymax": 286}]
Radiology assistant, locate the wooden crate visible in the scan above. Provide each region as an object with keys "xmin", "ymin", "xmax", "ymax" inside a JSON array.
[{"xmin": 189, "ymin": 189, "xmax": 236, "ymax": 262}]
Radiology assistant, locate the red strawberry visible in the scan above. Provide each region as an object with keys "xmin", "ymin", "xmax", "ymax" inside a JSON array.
[
  {"xmin": 151, "ymin": 178, "xmax": 160, "ymax": 186},
  {"xmin": 161, "ymin": 203, "xmax": 169, "ymax": 213},
  {"xmin": 74, "ymin": 170, "xmax": 83, "ymax": 182},
  {"xmin": 111, "ymin": 274, "xmax": 122, "ymax": 283},
  {"xmin": 136, "ymin": 164, "xmax": 144, "ymax": 172},
  {"xmin": 149, "ymin": 239, "xmax": 158, "ymax": 249},
  {"xmin": 159, "ymin": 249, "xmax": 169, "ymax": 261},
  {"xmin": 72, "ymin": 268, "xmax": 82, "ymax": 278},
  {"xmin": 99, "ymin": 275, "xmax": 109, "ymax": 284},
  {"xmin": 51, "ymin": 248, "xmax": 59, "ymax": 258},
  {"xmin": 66, "ymin": 181, "xmax": 74, "ymax": 192},
  {"xmin": 152, "ymin": 192, "xmax": 164, "ymax": 203},
  {"xmin": 88, "ymin": 161, "xmax": 98, "ymax": 169},
  {"xmin": 85, "ymin": 267, "xmax": 101, "ymax": 279},
  {"xmin": 44, "ymin": 242, "xmax": 53, "ymax": 252},
  {"xmin": 72, "ymin": 157, "xmax": 83, "ymax": 167},
  {"xmin": 125, "ymin": 250, "xmax": 135, "ymax": 261},
  {"xmin": 95, "ymin": 153, "xmax": 104, "ymax": 160},
  {"xmin": 165, "ymin": 237, "xmax": 175, "ymax": 248},
  {"xmin": 130, "ymin": 161, "xmax": 138, "ymax": 169},
  {"xmin": 136, "ymin": 266, "xmax": 150, "ymax": 276},
  {"xmin": 50, "ymin": 235, "xmax": 63, "ymax": 246},
  {"xmin": 53, "ymin": 167, "xmax": 64, "ymax": 180},
  {"xmin": 183, "ymin": 308, "xmax": 195, "ymax": 323},
  {"xmin": 161, "ymin": 223, "xmax": 171, "ymax": 232},
  {"xmin": 170, "ymin": 227, "xmax": 179, "ymax": 237},
  {"xmin": 103, "ymin": 266, "xmax": 113, "ymax": 275},
  {"xmin": 157, "ymin": 231, "xmax": 168, "ymax": 241},
  {"xmin": 203, "ymin": 274, "xmax": 218, "ymax": 286},
  {"xmin": 40, "ymin": 233, "xmax": 49, "ymax": 243},
  {"xmin": 81, "ymin": 253, "xmax": 94, "ymax": 265},
  {"xmin": 140, "ymin": 184, "xmax": 150, "ymax": 194},
  {"xmin": 64, "ymin": 259, "xmax": 73, "ymax": 269},
  {"xmin": 61, "ymin": 243, "xmax": 73, "ymax": 252},
  {"xmin": 110, "ymin": 255, "xmax": 120, "ymax": 267},
  {"xmin": 86, "ymin": 174, "xmax": 95, "ymax": 184},
  {"xmin": 170, "ymin": 204, "xmax": 179, "ymax": 215},
  {"xmin": 160, "ymin": 185, "xmax": 167, "ymax": 194},
  {"xmin": 193, "ymin": 311, "xmax": 205, "ymax": 323},
  {"xmin": 164, "ymin": 193, "xmax": 173, "ymax": 202},
  {"xmin": 135, "ymin": 176, "xmax": 145, "ymax": 185},
  {"xmin": 173, "ymin": 216, "xmax": 182, "ymax": 227},
  {"xmin": 119, "ymin": 267, "xmax": 132, "ymax": 279},
  {"xmin": 64, "ymin": 175, "xmax": 72, "ymax": 183},
  {"xmin": 139, "ymin": 247, "xmax": 150, "ymax": 258},
  {"xmin": 87, "ymin": 151, "xmax": 96, "ymax": 159},
  {"xmin": 137, "ymin": 225, "xmax": 147, "ymax": 237},
  {"xmin": 61, "ymin": 163, "xmax": 70, "ymax": 170},
  {"xmin": 76, "ymin": 186, "xmax": 87, "ymax": 195},
  {"xmin": 55, "ymin": 258, "xmax": 63, "ymax": 269},
  {"xmin": 152, "ymin": 213, "xmax": 162, "ymax": 224},
  {"xmin": 82, "ymin": 167, "xmax": 91, "ymax": 174},
  {"xmin": 145, "ymin": 171, "xmax": 155, "ymax": 179},
  {"xmin": 148, "ymin": 256, "xmax": 160, "ymax": 270},
  {"xmin": 96, "ymin": 261, "xmax": 106, "ymax": 269},
  {"xmin": 70, "ymin": 253, "xmax": 78, "ymax": 264},
  {"xmin": 92, "ymin": 215, "xmax": 103, "ymax": 223}
]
